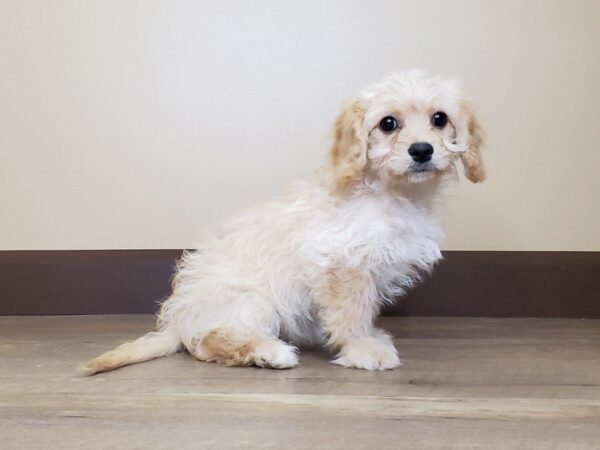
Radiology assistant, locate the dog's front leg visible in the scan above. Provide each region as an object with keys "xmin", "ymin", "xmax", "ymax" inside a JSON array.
[{"xmin": 316, "ymin": 267, "xmax": 401, "ymax": 370}]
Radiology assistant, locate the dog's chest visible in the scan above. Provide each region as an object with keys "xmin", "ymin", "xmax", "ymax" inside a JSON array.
[
  {"xmin": 368, "ymin": 197, "xmax": 440, "ymax": 254},
  {"xmin": 312, "ymin": 196, "xmax": 443, "ymax": 272},
  {"xmin": 378, "ymin": 213, "xmax": 442, "ymax": 267},
  {"xmin": 361, "ymin": 210, "xmax": 442, "ymax": 302}
]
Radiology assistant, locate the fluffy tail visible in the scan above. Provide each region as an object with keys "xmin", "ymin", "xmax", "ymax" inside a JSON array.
[{"xmin": 76, "ymin": 328, "xmax": 181, "ymax": 376}]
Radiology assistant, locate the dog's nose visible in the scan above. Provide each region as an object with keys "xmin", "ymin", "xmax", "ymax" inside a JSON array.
[{"xmin": 408, "ymin": 142, "xmax": 434, "ymax": 163}]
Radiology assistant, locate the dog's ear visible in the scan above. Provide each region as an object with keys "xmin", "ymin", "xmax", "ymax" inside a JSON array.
[
  {"xmin": 456, "ymin": 99, "xmax": 485, "ymax": 183},
  {"xmin": 330, "ymin": 100, "xmax": 368, "ymax": 193}
]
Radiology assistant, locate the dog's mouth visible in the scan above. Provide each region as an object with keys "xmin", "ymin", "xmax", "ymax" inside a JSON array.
[
  {"xmin": 406, "ymin": 162, "xmax": 438, "ymax": 182},
  {"xmin": 409, "ymin": 162, "xmax": 436, "ymax": 174}
]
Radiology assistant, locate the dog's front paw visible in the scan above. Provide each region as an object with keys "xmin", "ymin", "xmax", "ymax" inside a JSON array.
[
  {"xmin": 253, "ymin": 340, "xmax": 299, "ymax": 369},
  {"xmin": 332, "ymin": 336, "xmax": 401, "ymax": 370}
]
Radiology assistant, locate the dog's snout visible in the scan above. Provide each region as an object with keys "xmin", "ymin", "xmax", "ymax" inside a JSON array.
[{"xmin": 408, "ymin": 142, "xmax": 434, "ymax": 163}]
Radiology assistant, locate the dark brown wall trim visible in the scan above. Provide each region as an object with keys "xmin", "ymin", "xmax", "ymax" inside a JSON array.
[
  {"xmin": 1, "ymin": 250, "xmax": 182, "ymax": 316},
  {"xmin": 1, "ymin": 250, "xmax": 598, "ymax": 317}
]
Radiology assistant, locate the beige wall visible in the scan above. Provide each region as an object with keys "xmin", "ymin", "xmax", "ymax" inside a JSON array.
[{"xmin": 1, "ymin": 0, "xmax": 599, "ymax": 251}]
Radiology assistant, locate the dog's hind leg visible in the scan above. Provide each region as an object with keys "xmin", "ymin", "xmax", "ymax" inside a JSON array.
[{"xmin": 192, "ymin": 329, "xmax": 299, "ymax": 369}]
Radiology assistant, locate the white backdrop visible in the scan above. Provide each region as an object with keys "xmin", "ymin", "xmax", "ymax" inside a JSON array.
[{"xmin": 1, "ymin": 0, "xmax": 599, "ymax": 250}]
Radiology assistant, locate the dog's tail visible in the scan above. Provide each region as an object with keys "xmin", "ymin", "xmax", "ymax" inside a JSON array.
[{"xmin": 76, "ymin": 327, "xmax": 181, "ymax": 376}]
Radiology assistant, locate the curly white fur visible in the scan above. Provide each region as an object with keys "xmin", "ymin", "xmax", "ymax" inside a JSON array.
[{"xmin": 78, "ymin": 70, "xmax": 484, "ymax": 375}]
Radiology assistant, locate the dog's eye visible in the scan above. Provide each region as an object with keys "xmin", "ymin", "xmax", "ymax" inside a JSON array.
[
  {"xmin": 379, "ymin": 116, "xmax": 398, "ymax": 133},
  {"xmin": 431, "ymin": 111, "xmax": 448, "ymax": 128}
]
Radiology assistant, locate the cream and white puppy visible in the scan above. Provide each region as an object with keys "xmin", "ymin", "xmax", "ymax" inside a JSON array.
[{"xmin": 79, "ymin": 70, "xmax": 484, "ymax": 375}]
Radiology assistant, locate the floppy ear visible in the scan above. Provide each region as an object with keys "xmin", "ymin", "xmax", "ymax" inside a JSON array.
[
  {"xmin": 455, "ymin": 99, "xmax": 485, "ymax": 183},
  {"xmin": 329, "ymin": 100, "xmax": 368, "ymax": 193}
]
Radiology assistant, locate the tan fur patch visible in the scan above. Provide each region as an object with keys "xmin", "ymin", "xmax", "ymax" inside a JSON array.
[
  {"xmin": 197, "ymin": 330, "xmax": 255, "ymax": 366},
  {"xmin": 329, "ymin": 100, "xmax": 367, "ymax": 193},
  {"xmin": 459, "ymin": 99, "xmax": 485, "ymax": 183},
  {"xmin": 76, "ymin": 345, "xmax": 134, "ymax": 376}
]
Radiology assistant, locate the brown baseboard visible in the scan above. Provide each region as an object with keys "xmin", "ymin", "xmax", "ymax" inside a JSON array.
[
  {"xmin": 0, "ymin": 250, "xmax": 181, "ymax": 316},
  {"xmin": 1, "ymin": 250, "xmax": 598, "ymax": 317}
]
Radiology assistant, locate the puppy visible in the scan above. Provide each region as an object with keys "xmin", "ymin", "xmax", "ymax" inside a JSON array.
[{"xmin": 79, "ymin": 70, "xmax": 484, "ymax": 374}]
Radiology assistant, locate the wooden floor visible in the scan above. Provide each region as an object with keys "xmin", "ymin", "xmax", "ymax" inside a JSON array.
[{"xmin": 1, "ymin": 316, "xmax": 599, "ymax": 449}]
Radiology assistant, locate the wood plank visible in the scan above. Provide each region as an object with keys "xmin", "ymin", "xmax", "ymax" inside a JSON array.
[{"xmin": 1, "ymin": 316, "xmax": 599, "ymax": 449}]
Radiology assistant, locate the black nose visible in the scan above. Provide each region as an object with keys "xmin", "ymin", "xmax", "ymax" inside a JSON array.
[{"xmin": 408, "ymin": 142, "xmax": 434, "ymax": 163}]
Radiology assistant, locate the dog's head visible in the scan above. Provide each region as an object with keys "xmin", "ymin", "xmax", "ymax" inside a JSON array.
[{"xmin": 330, "ymin": 70, "xmax": 484, "ymax": 193}]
